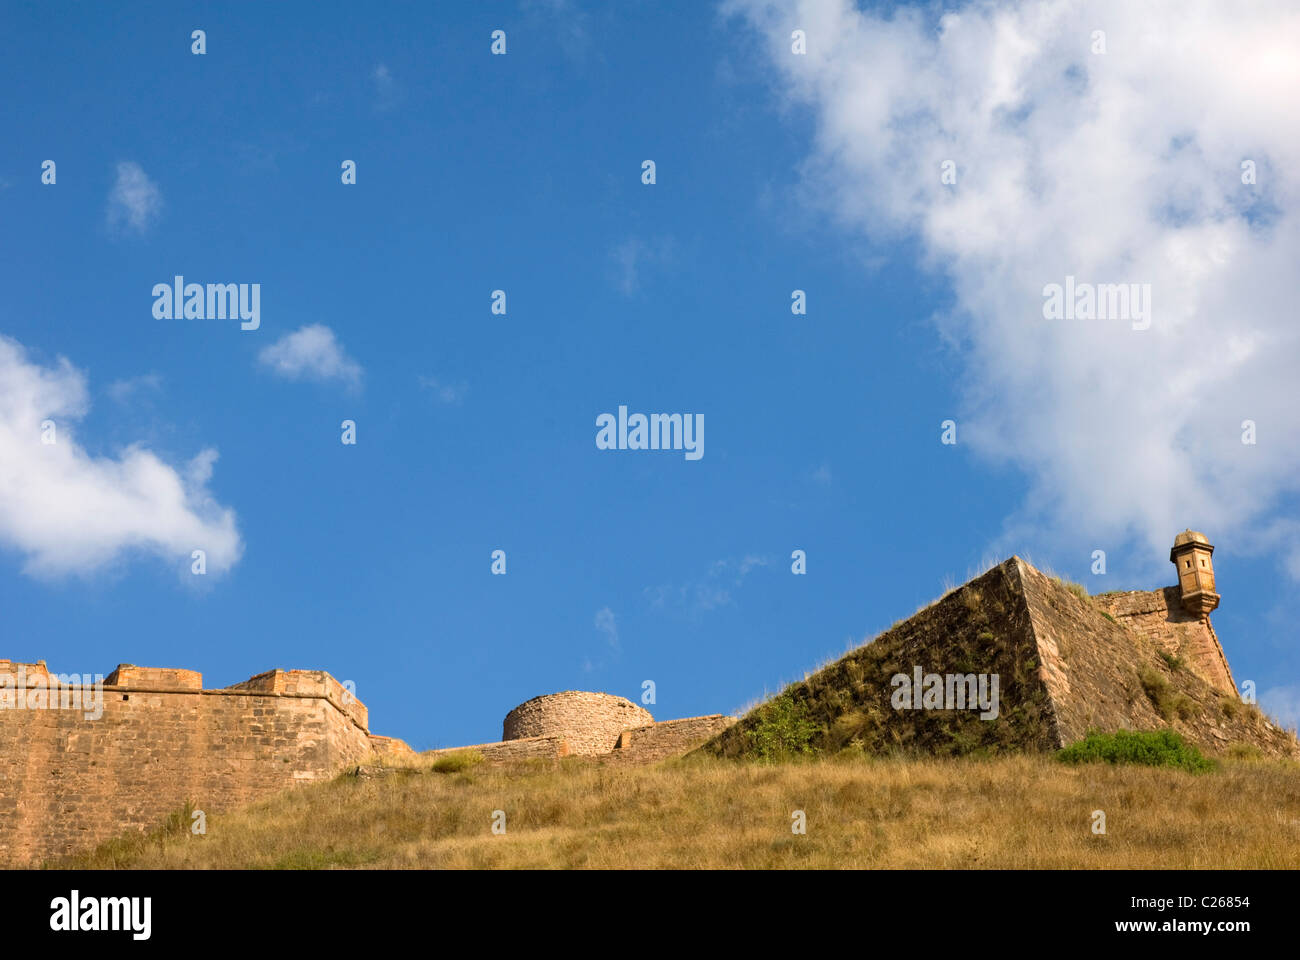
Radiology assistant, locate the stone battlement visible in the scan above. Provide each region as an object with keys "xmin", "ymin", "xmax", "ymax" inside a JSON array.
[
  {"xmin": 104, "ymin": 664, "xmax": 204, "ymax": 690},
  {"xmin": 0, "ymin": 662, "xmax": 409, "ymax": 865},
  {"xmin": 226, "ymin": 668, "xmax": 369, "ymax": 731}
]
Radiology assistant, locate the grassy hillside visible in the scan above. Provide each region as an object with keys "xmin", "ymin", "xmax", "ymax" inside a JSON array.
[{"xmin": 48, "ymin": 751, "xmax": 1300, "ymax": 869}]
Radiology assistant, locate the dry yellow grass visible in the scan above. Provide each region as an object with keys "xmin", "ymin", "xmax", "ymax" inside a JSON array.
[{"xmin": 50, "ymin": 753, "xmax": 1300, "ymax": 869}]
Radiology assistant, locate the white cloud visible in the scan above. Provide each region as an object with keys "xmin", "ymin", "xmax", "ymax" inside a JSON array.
[
  {"xmin": 371, "ymin": 63, "xmax": 399, "ymax": 111},
  {"xmin": 522, "ymin": 0, "xmax": 592, "ymax": 61},
  {"xmin": 106, "ymin": 161, "xmax": 162, "ymax": 233},
  {"xmin": 107, "ymin": 372, "xmax": 162, "ymax": 404},
  {"xmin": 0, "ymin": 335, "xmax": 241, "ymax": 577},
  {"xmin": 648, "ymin": 554, "xmax": 769, "ymax": 615},
  {"xmin": 611, "ymin": 237, "xmax": 675, "ymax": 296},
  {"xmin": 418, "ymin": 375, "xmax": 467, "ymax": 405},
  {"xmin": 725, "ymin": 554, "xmax": 769, "ymax": 579},
  {"xmin": 729, "ymin": 0, "xmax": 1300, "ymax": 577},
  {"xmin": 258, "ymin": 325, "xmax": 362, "ymax": 389},
  {"xmin": 594, "ymin": 606, "xmax": 619, "ymax": 649}
]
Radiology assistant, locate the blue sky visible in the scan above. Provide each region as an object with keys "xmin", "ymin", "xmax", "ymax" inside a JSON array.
[{"xmin": 2, "ymin": 0, "xmax": 1297, "ymax": 747}]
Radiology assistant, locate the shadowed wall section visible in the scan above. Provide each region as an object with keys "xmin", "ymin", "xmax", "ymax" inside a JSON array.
[{"xmin": 1094, "ymin": 588, "xmax": 1235, "ymax": 695}]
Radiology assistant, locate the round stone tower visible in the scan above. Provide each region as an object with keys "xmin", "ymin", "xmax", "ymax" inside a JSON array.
[
  {"xmin": 502, "ymin": 691, "xmax": 654, "ymax": 756},
  {"xmin": 1170, "ymin": 529, "xmax": 1219, "ymax": 617}
]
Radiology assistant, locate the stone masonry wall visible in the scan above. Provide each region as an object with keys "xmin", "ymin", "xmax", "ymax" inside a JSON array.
[
  {"xmin": 1096, "ymin": 588, "xmax": 1236, "ymax": 695},
  {"xmin": 368, "ymin": 734, "xmax": 416, "ymax": 758},
  {"xmin": 227, "ymin": 668, "xmax": 369, "ymax": 732},
  {"xmin": 0, "ymin": 661, "xmax": 389, "ymax": 865},
  {"xmin": 427, "ymin": 735, "xmax": 570, "ymax": 763},
  {"xmin": 503, "ymin": 691, "xmax": 654, "ymax": 756},
  {"xmin": 105, "ymin": 665, "xmax": 202, "ymax": 690},
  {"xmin": 422, "ymin": 716, "xmax": 737, "ymax": 767},
  {"xmin": 606, "ymin": 715, "xmax": 738, "ymax": 763}
]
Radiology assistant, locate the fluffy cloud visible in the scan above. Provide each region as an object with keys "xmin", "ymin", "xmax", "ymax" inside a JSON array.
[
  {"xmin": 0, "ymin": 335, "xmax": 241, "ymax": 577},
  {"xmin": 258, "ymin": 324, "xmax": 362, "ymax": 389},
  {"xmin": 728, "ymin": 0, "xmax": 1300, "ymax": 576},
  {"xmin": 106, "ymin": 161, "xmax": 162, "ymax": 232}
]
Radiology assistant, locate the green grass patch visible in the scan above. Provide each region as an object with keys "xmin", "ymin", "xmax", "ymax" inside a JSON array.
[
  {"xmin": 1139, "ymin": 667, "xmax": 1195, "ymax": 721},
  {"xmin": 1057, "ymin": 729, "xmax": 1215, "ymax": 772},
  {"xmin": 44, "ymin": 799, "xmax": 199, "ymax": 869},
  {"xmin": 269, "ymin": 846, "xmax": 379, "ymax": 869},
  {"xmin": 1051, "ymin": 576, "xmax": 1090, "ymax": 602},
  {"xmin": 431, "ymin": 750, "xmax": 484, "ymax": 774},
  {"xmin": 1225, "ymin": 742, "xmax": 1264, "ymax": 761}
]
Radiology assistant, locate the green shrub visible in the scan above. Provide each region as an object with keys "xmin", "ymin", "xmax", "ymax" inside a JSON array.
[
  {"xmin": 431, "ymin": 750, "xmax": 483, "ymax": 774},
  {"xmin": 1057, "ymin": 729, "xmax": 1215, "ymax": 772},
  {"xmin": 745, "ymin": 693, "xmax": 820, "ymax": 762}
]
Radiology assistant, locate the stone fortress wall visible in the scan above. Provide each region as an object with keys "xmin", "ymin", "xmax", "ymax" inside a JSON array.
[
  {"xmin": 1, "ymin": 657, "xmax": 735, "ymax": 863},
  {"xmin": 0, "ymin": 660, "xmax": 410, "ymax": 866},
  {"xmin": 427, "ymin": 691, "xmax": 737, "ymax": 765},
  {"xmin": 8, "ymin": 532, "xmax": 1233, "ymax": 864}
]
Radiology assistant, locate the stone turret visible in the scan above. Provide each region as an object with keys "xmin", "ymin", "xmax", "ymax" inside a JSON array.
[{"xmin": 1170, "ymin": 529, "xmax": 1219, "ymax": 618}]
